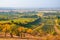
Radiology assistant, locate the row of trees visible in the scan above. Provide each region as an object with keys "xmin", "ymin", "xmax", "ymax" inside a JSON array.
[{"xmin": 0, "ymin": 23, "xmax": 33, "ymax": 38}]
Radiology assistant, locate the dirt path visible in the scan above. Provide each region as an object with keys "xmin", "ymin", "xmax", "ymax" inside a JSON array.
[{"xmin": 0, "ymin": 38, "xmax": 39, "ymax": 40}]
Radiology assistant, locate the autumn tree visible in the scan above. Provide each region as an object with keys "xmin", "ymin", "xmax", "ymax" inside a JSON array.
[
  {"xmin": 9, "ymin": 24, "xmax": 17, "ymax": 37},
  {"xmin": 2, "ymin": 24, "xmax": 11, "ymax": 37},
  {"xmin": 17, "ymin": 27, "xmax": 26, "ymax": 38}
]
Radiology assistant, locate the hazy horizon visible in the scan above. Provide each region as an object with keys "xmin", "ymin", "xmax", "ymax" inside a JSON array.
[{"xmin": 0, "ymin": 0, "xmax": 60, "ymax": 8}]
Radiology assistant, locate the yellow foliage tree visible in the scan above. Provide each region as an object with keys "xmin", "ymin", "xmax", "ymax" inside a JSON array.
[
  {"xmin": 27, "ymin": 29, "xmax": 33, "ymax": 34},
  {"xmin": 2, "ymin": 24, "xmax": 11, "ymax": 37}
]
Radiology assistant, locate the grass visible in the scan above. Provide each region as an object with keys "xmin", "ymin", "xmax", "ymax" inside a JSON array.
[
  {"xmin": 0, "ymin": 18, "xmax": 37, "ymax": 24},
  {"xmin": 13, "ymin": 18, "xmax": 37, "ymax": 24}
]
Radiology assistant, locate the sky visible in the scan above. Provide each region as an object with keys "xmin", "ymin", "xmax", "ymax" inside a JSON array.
[{"xmin": 0, "ymin": 0, "xmax": 60, "ymax": 8}]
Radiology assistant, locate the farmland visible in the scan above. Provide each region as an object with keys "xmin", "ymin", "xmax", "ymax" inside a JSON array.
[{"xmin": 0, "ymin": 10, "xmax": 60, "ymax": 40}]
